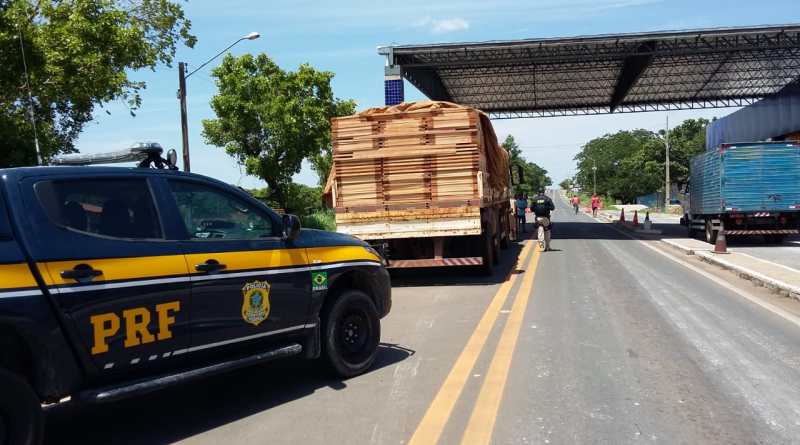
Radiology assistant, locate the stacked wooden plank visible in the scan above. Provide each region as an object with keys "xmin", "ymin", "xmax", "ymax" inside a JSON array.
[{"xmin": 325, "ymin": 101, "xmax": 508, "ymax": 212}]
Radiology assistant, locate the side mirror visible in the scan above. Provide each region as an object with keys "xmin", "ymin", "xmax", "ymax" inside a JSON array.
[
  {"xmin": 166, "ymin": 149, "xmax": 178, "ymax": 169},
  {"xmin": 282, "ymin": 214, "xmax": 301, "ymax": 241}
]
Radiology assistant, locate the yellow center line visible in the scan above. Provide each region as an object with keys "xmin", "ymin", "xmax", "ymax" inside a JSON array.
[
  {"xmin": 407, "ymin": 241, "xmax": 535, "ymax": 445},
  {"xmin": 460, "ymin": 245, "xmax": 542, "ymax": 445}
]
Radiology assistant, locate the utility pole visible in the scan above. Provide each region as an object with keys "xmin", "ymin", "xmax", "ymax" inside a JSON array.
[
  {"xmin": 178, "ymin": 62, "xmax": 190, "ymax": 172},
  {"xmin": 665, "ymin": 116, "xmax": 670, "ymax": 210},
  {"xmin": 177, "ymin": 32, "xmax": 260, "ymax": 173}
]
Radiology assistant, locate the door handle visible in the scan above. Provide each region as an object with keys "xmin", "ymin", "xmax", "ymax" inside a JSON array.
[
  {"xmin": 195, "ymin": 259, "xmax": 227, "ymax": 273},
  {"xmin": 60, "ymin": 264, "xmax": 103, "ymax": 282}
]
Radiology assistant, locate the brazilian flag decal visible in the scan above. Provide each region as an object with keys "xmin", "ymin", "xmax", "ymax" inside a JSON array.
[{"xmin": 311, "ymin": 271, "xmax": 328, "ymax": 291}]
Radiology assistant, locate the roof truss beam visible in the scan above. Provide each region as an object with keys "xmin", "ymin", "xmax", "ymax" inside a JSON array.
[
  {"xmin": 380, "ymin": 25, "xmax": 800, "ymax": 117},
  {"xmin": 610, "ymin": 41, "xmax": 656, "ymax": 112}
]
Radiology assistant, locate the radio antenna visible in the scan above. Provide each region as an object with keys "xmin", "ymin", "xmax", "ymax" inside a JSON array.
[{"xmin": 18, "ymin": 28, "xmax": 42, "ymax": 166}]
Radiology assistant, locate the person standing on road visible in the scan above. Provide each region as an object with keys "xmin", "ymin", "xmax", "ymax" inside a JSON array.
[
  {"xmin": 514, "ymin": 193, "xmax": 528, "ymax": 234},
  {"xmin": 571, "ymin": 195, "xmax": 580, "ymax": 214},
  {"xmin": 531, "ymin": 189, "xmax": 555, "ymax": 251},
  {"xmin": 591, "ymin": 194, "xmax": 601, "ymax": 217}
]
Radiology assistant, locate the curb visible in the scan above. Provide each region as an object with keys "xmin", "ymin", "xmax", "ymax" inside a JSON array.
[
  {"xmin": 610, "ymin": 220, "xmax": 663, "ymax": 235},
  {"xmin": 660, "ymin": 237, "xmax": 800, "ymax": 302},
  {"xmin": 693, "ymin": 251, "xmax": 800, "ymax": 302},
  {"xmin": 660, "ymin": 238, "xmax": 704, "ymax": 255}
]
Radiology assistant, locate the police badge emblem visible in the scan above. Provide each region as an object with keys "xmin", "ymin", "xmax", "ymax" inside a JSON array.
[{"xmin": 241, "ymin": 281, "xmax": 271, "ymax": 326}]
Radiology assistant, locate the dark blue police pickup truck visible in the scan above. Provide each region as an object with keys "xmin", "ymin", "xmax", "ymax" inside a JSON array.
[{"xmin": 0, "ymin": 156, "xmax": 391, "ymax": 444}]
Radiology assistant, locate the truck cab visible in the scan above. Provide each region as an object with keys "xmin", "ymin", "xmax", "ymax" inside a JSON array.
[{"xmin": 0, "ymin": 160, "xmax": 391, "ymax": 445}]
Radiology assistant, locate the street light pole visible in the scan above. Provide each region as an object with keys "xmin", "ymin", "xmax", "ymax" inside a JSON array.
[
  {"xmin": 178, "ymin": 32, "xmax": 260, "ymax": 172},
  {"xmin": 587, "ymin": 156, "xmax": 597, "ymax": 195}
]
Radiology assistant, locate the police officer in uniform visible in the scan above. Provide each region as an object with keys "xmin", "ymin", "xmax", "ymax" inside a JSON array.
[{"xmin": 531, "ymin": 189, "xmax": 555, "ymax": 251}]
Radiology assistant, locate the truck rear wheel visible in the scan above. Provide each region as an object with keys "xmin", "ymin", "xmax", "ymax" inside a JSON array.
[
  {"xmin": 321, "ymin": 290, "xmax": 380, "ymax": 378},
  {"xmin": 0, "ymin": 368, "xmax": 42, "ymax": 445}
]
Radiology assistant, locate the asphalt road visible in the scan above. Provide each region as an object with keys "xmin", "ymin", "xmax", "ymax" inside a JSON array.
[{"xmin": 44, "ymin": 191, "xmax": 800, "ymax": 445}]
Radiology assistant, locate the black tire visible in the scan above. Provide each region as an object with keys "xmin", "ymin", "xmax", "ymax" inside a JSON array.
[
  {"xmin": 0, "ymin": 368, "xmax": 42, "ymax": 445},
  {"xmin": 705, "ymin": 219, "xmax": 717, "ymax": 244},
  {"xmin": 322, "ymin": 290, "xmax": 381, "ymax": 378}
]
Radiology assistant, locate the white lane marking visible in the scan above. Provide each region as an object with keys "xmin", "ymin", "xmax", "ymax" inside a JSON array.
[
  {"xmin": 162, "ymin": 352, "xmax": 172, "ymax": 358},
  {"xmin": 610, "ymin": 224, "xmax": 800, "ymax": 329},
  {"xmin": 104, "ymin": 363, "xmax": 114, "ymax": 369},
  {"xmin": 49, "ymin": 261, "xmax": 381, "ymax": 293},
  {"xmin": 0, "ymin": 289, "xmax": 43, "ymax": 298},
  {"xmin": 603, "ymin": 240, "xmax": 800, "ymax": 437},
  {"xmin": 148, "ymin": 355, "xmax": 158, "ymax": 361},
  {"xmin": 130, "ymin": 358, "xmax": 140, "ymax": 365}
]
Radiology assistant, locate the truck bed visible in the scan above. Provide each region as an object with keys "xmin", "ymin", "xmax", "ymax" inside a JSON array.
[{"xmin": 690, "ymin": 142, "xmax": 800, "ymax": 215}]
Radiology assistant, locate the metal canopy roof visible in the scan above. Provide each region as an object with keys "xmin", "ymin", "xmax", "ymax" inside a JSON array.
[{"xmin": 378, "ymin": 25, "xmax": 800, "ymax": 118}]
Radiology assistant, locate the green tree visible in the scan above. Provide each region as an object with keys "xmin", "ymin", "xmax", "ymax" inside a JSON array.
[
  {"xmin": 250, "ymin": 183, "xmax": 323, "ymax": 215},
  {"xmin": 559, "ymin": 178, "xmax": 573, "ymax": 191},
  {"xmin": 0, "ymin": 0, "xmax": 195, "ymax": 167},
  {"xmin": 202, "ymin": 53, "xmax": 355, "ymax": 209},
  {"xmin": 661, "ymin": 118, "xmax": 709, "ymax": 188},
  {"xmin": 574, "ymin": 129, "xmax": 662, "ymax": 203},
  {"xmin": 502, "ymin": 135, "xmax": 552, "ymax": 195},
  {"xmin": 573, "ymin": 119, "xmax": 710, "ymax": 203}
]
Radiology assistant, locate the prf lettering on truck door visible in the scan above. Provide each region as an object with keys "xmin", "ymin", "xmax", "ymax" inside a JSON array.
[{"xmin": 89, "ymin": 301, "xmax": 180, "ymax": 354}]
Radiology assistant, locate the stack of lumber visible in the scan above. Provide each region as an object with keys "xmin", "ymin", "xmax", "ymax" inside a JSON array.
[{"xmin": 324, "ymin": 101, "xmax": 508, "ymax": 210}]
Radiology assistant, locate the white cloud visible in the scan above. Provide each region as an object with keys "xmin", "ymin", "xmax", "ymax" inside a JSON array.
[{"xmin": 414, "ymin": 16, "xmax": 470, "ymax": 34}]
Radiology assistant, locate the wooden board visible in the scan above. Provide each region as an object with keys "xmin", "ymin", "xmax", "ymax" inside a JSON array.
[{"xmin": 326, "ymin": 101, "xmax": 509, "ymax": 224}]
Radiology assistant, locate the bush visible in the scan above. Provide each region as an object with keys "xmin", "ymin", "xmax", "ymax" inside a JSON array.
[{"xmin": 300, "ymin": 209, "xmax": 336, "ymax": 231}]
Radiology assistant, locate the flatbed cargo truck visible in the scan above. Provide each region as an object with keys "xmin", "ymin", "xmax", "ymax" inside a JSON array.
[
  {"xmin": 324, "ymin": 101, "xmax": 512, "ymax": 272},
  {"xmin": 683, "ymin": 142, "xmax": 800, "ymax": 243}
]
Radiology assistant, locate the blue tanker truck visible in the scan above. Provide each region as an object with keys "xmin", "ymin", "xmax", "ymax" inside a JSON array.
[{"xmin": 683, "ymin": 141, "xmax": 800, "ymax": 243}]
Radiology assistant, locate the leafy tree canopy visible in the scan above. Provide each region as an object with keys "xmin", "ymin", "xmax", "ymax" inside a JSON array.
[
  {"xmin": 572, "ymin": 118, "xmax": 709, "ymax": 203},
  {"xmin": 0, "ymin": 0, "xmax": 196, "ymax": 167},
  {"xmin": 502, "ymin": 134, "xmax": 552, "ymax": 195},
  {"xmin": 249, "ymin": 183, "xmax": 323, "ymax": 215},
  {"xmin": 202, "ymin": 53, "xmax": 355, "ymax": 209}
]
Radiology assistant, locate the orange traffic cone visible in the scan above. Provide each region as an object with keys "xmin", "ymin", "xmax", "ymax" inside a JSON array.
[
  {"xmin": 713, "ymin": 223, "xmax": 729, "ymax": 254},
  {"xmin": 633, "ymin": 210, "xmax": 639, "ymax": 227},
  {"xmin": 619, "ymin": 208, "xmax": 626, "ymax": 223}
]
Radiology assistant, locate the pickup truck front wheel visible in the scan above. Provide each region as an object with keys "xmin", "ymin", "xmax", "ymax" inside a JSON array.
[
  {"xmin": 322, "ymin": 290, "xmax": 381, "ymax": 378},
  {"xmin": 0, "ymin": 368, "xmax": 42, "ymax": 445}
]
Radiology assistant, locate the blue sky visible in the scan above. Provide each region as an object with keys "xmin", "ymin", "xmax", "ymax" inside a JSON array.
[{"xmin": 75, "ymin": 0, "xmax": 800, "ymax": 187}]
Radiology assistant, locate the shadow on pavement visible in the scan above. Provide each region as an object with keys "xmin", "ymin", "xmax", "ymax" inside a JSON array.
[
  {"xmin": 44, "ymin": 343, "xmax": 414, "ymax": 445},
  {"xmin": 549, "ymin": 222, "xmax": 631, "ymax": 241}
]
